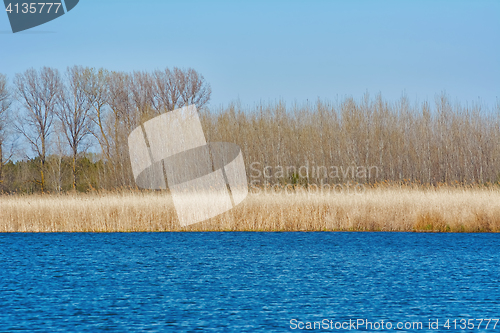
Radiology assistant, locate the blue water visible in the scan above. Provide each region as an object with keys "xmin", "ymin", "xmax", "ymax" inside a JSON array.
[{"xmin": 0, "ymin": 233, "xmax": 499, "ymax": 332}]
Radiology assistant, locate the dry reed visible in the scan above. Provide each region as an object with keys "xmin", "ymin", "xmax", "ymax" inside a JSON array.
[{"xmin": 2, "ymin": 186, "xmax": 500, "ymax": 232}]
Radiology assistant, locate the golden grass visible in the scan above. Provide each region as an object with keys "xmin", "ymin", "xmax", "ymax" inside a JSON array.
[{"xmin": 2, "ymin": 186, "xmax": 500, "ymax": 232}]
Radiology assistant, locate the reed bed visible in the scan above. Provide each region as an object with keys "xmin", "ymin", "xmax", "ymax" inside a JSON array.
[{"xmin": 1, "ymin": 186, "xmax": 500, "ymax": 232}]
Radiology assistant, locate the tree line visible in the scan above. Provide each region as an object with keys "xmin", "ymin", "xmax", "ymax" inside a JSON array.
[
  {"xmin": 0, "ymin": 66, "xmax": 211, "ymax": 192},
  {"xmin": 201, "ymin": 96, "xmax": 500, "ymax": 187},
  {"xmin": 1, "ymin": 67, "xmax": 499, "ymax": 193}
]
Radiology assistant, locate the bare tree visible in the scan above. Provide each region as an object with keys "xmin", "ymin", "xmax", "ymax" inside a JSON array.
[
  {"xmin": 108, "ymin": 72, "xmax": 136, "ymax": 132},
  {"xmin": 6, "ymin": 66, "xmax": 211, "ymax": 192},
  {"xmin": 130, "ymin": 71, "xmax": 157, "ymax": 121},
  {"xmin": 154, "ymin": 67, "xmax": 211, "ymax": 112},
  {"xmin": 57, "ymin": 66, "xmax": 93, "ymax": 190},
  {"xmin": 83, "ymin": 68, "xmax": 109, "ymax": 160},
  {"xmin": 14, "ymin": 67, "xmax": 61, "ymax": 192},
  {"xmin": 0, "ymin": 73, "xmax": 12, "ymax": 189},
  {"xmin": 179, "ymin": 68, "xmax": 211, "ymax": 109},
  {"xmin": 154, "ymin": 68, "xmax": 181, "ymax": 112},
  {"xmin": 107, "ymin": 71, "xmax": 134, "ymax": 186}
]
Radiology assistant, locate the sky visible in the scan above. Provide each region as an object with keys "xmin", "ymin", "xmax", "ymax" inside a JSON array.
[{"xmin": 1, "ymin": 0, "xmax": 499, "ymax": 109}]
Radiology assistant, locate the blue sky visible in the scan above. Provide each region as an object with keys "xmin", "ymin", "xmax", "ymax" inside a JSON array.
[{"xmin": 1, "ymin": 0, "xmax": 499, "ymax": 109}]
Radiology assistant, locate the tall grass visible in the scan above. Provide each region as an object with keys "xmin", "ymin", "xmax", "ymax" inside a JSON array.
[{"xmin": 2, "ymin": 186, "xmax": 500, "ymax": 232}]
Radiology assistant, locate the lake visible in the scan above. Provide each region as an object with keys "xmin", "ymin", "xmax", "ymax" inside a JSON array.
[{"xmin": 0, "ymin": 232, "xmax": 499, "ymax": 332}]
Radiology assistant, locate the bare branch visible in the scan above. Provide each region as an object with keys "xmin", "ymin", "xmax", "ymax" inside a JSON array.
[{"xmin": 14, "ymin": 67, "xmax": 62, "ymax": 192}]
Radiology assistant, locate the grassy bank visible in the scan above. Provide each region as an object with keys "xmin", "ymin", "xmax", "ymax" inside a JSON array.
[{"xmin": 1, "ymin": 186, "xmax": 500, "ymax": 232}]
